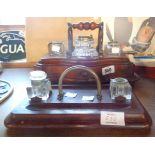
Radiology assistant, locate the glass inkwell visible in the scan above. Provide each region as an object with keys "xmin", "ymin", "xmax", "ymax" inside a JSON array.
[
  {"xmin": 72, "ymin": 35, "xmax": 98, "ymax": 58},
  {"xmin": 26, "ymin": 70, "xmax": 52, "ymax": 101},
  {"xmin": 105, "ymin": 41, "xmax": 121, "ymax": 56},
  {"xmin": 48, "ymin": 41, "xmax": 66, "ymax": 57},
  {"xmin": 110, "ymin": 77, "xmax": 132, "ymax": 102}
]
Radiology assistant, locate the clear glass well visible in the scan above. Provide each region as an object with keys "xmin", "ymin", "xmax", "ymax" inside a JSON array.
[
  {"xmin": 27, "ymin": 71, "xmax": 51, "ymax": 100},
  {"xmin": 110, "ymin": 77, "xmax": 132, "ymax": 101},
  {"xmin": 72, "ymin": 35, "xmax": 98, "ymax": 57}
]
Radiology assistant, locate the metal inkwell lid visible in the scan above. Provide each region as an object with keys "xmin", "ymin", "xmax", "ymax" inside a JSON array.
[
  {"xmin": 30, "ymin": 71, "xmax": 47, "ymax": 81},
  {"xmin": 105, "ymin": 41, "xmax": 120, "ymax": 55},
  {"xmin": 75, "ymin": 35, "xmax": 94, "ymax": 47},
  {"xmin": 107, "ymin": 41, "xmax": 119, "ymax": 48},
  {"xmin": 111, "ymin": 77, "xmax": 128, "ymax": 83}
]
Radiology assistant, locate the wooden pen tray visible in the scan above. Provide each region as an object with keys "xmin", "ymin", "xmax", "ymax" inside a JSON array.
[{"xmin": 4, "ymin": 85, "xmax": 152, "ymax": 135}]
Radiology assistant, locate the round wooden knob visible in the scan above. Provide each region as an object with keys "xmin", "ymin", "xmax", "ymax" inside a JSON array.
[
  {"xmin": 78, "ymin": 22, "xmax": 84, "ymax": 30},
  {"xmin": 83, "ymin": 22, "xmax": 90, "ymax": 30},
  {"xmin": 90, "ymin": 22, "xmax": 97, "ymax": 30}
]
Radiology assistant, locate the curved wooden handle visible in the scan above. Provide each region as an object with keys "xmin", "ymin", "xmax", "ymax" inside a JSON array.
[{"xmin": 67, "ymin": 22, "xmax": 103, "ymax": 53}]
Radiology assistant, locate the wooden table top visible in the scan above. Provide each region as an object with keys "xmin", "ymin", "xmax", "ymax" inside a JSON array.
[{"xmin": 0, "ymin": 68, "xmax": 155, "ymax": 137}]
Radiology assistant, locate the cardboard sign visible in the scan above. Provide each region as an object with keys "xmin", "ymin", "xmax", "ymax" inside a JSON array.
[
  {"xmin": 100, "ymin": 111, "xmax": 125, "ymax": 126},
  {"xmin": 64, "ymin": 92, "xmax": 77, "ymax": 98},
  {"xmin": 102, "ymin": 65, "xmax": 115, "ymax": 75},
  {"xmin": 0, "ymin": 31, "xmax": 26, "ymax": 61},
  {"xmin": 82, "ymin": 96, "xmax": 94, "ymax": 101}
]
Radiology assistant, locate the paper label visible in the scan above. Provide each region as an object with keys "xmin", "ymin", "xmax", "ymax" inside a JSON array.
[
  {"xmin": 82, "ymin": 96, "xmax": 94, "ymax": 101},
  {"xmin": 100, "ymin": 111, "xmax": 125, "ymax": 126},
  {"xmin": 112, "ymin": 47, "xmax": 120, "ymax": 53},
  {"xmin": 102, "ymin": 65, "xmax": 115, "ymax": 75},
  {"xmin": 64, "ymin": 92, "xmax": 77, "ymax": 98},
  {"xmin": 52, "ymin": 45, "xmax": 60, "ymax": 52}
]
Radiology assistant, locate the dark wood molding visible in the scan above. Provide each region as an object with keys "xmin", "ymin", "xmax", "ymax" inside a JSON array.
[{"xmin": 135, "ymin": 66, "xmax": 155, "ymax": 79}]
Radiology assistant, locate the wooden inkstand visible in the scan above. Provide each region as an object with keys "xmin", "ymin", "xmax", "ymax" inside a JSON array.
[{"xmin": 4, "ymin": 22, "xmax": 152, "ymax": 136}]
